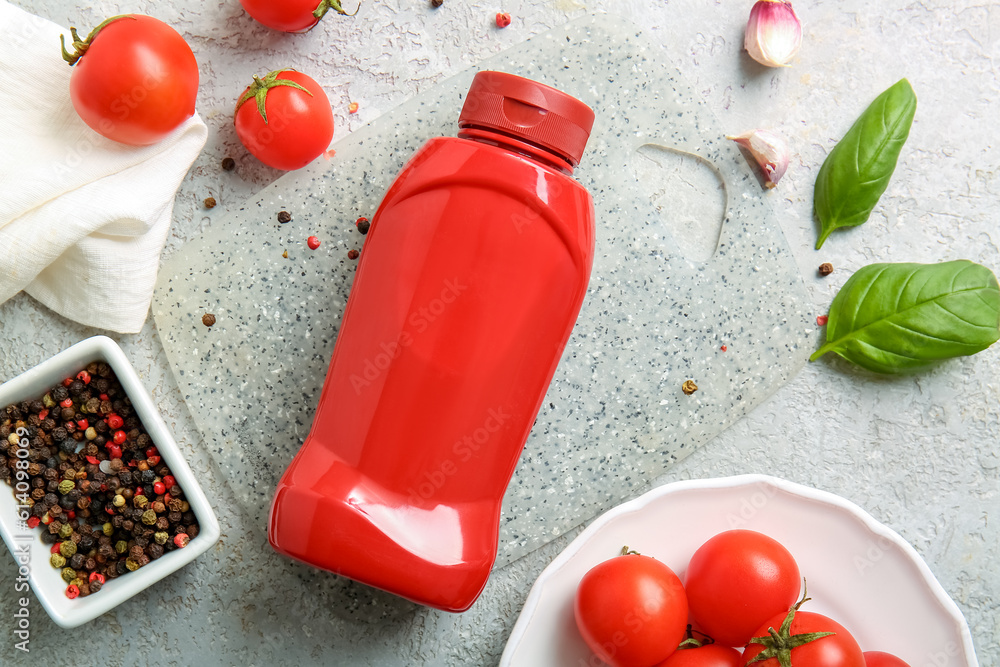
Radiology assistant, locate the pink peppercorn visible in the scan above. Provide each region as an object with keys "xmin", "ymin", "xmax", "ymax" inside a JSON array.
[
  {"xmin": 60, "ymin": 398, "xmax": 73, "ymax": 408},
  {"xmin": 817, "ymin": 315, "xmax": 829, "ymax": 326},
  {"xmin": 107, "ymin": 414, "xmax": 124, "ymax": 430},
  {"xmin": 495, "ymin": 12, "xmax": 511, "ymax": 28},
  {"xmin": 174, "ymin": 533, "xmax": 190, "ymax": 548},
  {"xmin": 77, "ymin": 370, "xmax": 91, "ymax": 384},
  {"xmin": 153, "ymin": 482, "xmax": 166, "ymax": 495},
  {"xmin": 65, "ymin": 585, "xmax": 80, "ymax": 599},
  {"xmin": 113, "ymin": 430, "xmax": 127, "ymax": 445},
  {"xmin": 307, "ymin": 236, "xmax": 321, "ymax": 250},
  {"xmin": 162, "ymin": 475, "xmax": 176, "ymax": 488}
]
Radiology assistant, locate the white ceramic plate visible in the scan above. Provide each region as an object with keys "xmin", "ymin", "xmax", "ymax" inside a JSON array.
[
  {"xmin": 0, "ymin": 336, "xmax": 220, "ymax": 628},
  {"xmin": 500, "ymin": 474, "xmax": 977, "ymax": 666}
]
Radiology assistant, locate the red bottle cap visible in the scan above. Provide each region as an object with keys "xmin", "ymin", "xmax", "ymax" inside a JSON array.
[{"xmin": 459, "ymin": 71, "xmax": 595, "ymax": 168}]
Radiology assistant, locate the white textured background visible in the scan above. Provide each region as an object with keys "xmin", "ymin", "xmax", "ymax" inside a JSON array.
[{"xmin": 1, "ymin": 0, "xmax": 998, "ymax": 665}]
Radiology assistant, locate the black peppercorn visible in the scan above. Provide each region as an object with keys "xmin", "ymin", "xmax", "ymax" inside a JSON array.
[{"xmin": 221, "ymin": 157, "xmax": 236, "ymax": 172}]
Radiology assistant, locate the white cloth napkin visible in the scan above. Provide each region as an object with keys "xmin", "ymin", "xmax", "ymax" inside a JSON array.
[{"xmin": 0, "ymin": 1, "xmax": 206, "ymax": 333}]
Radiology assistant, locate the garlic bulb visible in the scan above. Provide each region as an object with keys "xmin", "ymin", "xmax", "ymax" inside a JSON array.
[
  {"xmin": 727, "ymin": 129, "xmax": 790, "ymax": 188},
  {"xmin": 745, "ymin": 0, "xmax": 802, "ymax": 68}
]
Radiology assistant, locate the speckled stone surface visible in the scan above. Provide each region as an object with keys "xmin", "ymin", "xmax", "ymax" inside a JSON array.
[
  {"xmin": 151, "ymin": 15, "xmax": 814, "ymax": 568},
  {"xmin": 0, "ymin": 0, "xmax": 998, "ymax": 665}
]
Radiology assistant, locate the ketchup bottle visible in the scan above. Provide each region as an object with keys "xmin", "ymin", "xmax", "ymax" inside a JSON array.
[{"xmin": 268, "ymin": 71, "xmax": 596, "ymax": 612}]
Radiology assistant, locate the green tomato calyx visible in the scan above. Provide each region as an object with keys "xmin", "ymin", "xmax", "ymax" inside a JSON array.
[
  {"xmin": 313, "ymin": 0, "xmax": 361, "ymax": 21},
  {"xmin": 60, "ymin": 15, "xmax": 137, "ymax": 66},
  {"xmin": 745, "ymin": 584, "xmax": 835, "ymax": 667},
  {"xmin": 236, "ymin": 70, "xmax": 314, "ymax": 125}
]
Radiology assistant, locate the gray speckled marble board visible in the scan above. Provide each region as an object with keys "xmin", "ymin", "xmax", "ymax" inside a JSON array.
[{"xmin": 152, "ymin": 15, "xmax": 815, "ymax": 568}]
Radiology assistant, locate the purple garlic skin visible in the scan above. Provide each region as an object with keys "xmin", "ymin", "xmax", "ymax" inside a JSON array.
[
  {"xmin": 727, "ymin": 129, "xmax": 790, "ymax": 189},
  {"xmin": 745, "ymin": 0, "xmax": 802, "ymax": 68}
]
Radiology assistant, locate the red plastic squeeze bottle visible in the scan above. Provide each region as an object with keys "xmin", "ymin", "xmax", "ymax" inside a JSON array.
[{"xmin": 268, "ymin": 71, "xmax": 596, "ymax": 612}]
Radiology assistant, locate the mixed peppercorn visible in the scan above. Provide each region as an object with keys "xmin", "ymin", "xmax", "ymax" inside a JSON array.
[{"xmin": 0, "ymin": 362, "xmax": 198, "ymax": 599}]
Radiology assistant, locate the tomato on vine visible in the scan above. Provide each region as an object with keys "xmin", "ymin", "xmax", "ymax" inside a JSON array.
[
  {"xmin": 60, "ymin": 15, "xmax": 199, "ymax": 146},
  {"xmin": 574, "ymin": 547, "xmax": 689, "ymax": 667},
  {"xmin": 239, "ymin": 0, "xmax": 359, "ymax": 33},
  {"xmin": 234, "ymin": 69, "xmax": 334, "ymax": 171},
  {"xmin": 685, "ymin": 530, "xmax": 801, "ymax": 647},
  {"xmin": 741, "ymin": 593, "xmax": 865, "ymax": 667}
]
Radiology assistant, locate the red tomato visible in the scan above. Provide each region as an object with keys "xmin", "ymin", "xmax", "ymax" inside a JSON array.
[
  {"xmin": 63, "ymin": 15, "xmax": 198, "ymax": 146},
  {"xmin": 864, "ymin": 651, "xmax": 912, "ymax": 667},
  {"xmin": 575, "ymin": 552, "xmax": 689, "ymax": 667},
  {"xmin": 239, "ymin": 0, "xmax": 356, "ymax": 33},
  {"xmin": 656, "ymin": 644, "xmax": 743, "ymax": 667},
  {"xmin": 741, "ymin": 608, "xmax": 865, "ymax": 667},
  {"xmin": 685, "ymin": 530, "xmax": 801, "ymax": 647},
  {"xmin": 234, "ymin": 70, "xmax": 334, "ymax": 171}
]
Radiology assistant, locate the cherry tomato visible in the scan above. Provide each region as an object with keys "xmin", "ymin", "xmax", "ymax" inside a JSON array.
[
  {"xmin": 741, "ymin": 606, "xmax": 865, "ymax": 667},
  {"xmin": 62, "ymin": 15, "xmax": 198, "ymax": 146},
  {"xmin": 234, "ymin": 69, "xmax": 334, "ymax": 171},
  {"xmin": 864, "ymin": 651, "xmax": 912, "ymax": 667},
  {"xmin": 239, "ymin": 0, "xmax": 357, "ymax": 33},
  {"xmin": 685, "ymin": 530, "xmax": 801, "ymax": 647},
  {"xmin": 575, "ymin": 551, "xmax": 689, "ymax": 667},
  {"xmin": 656, "ymin": 644, "xmax": 743, "ymax": 667}
]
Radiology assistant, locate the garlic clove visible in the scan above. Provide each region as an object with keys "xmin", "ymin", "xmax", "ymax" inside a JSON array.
[
  {"xmin": 745, "ymin": 0, "xmax": 802, "ymax": 68},
  {"xmin": 727, "ymin": 129, "xmax": 790, "ymax": 188}
]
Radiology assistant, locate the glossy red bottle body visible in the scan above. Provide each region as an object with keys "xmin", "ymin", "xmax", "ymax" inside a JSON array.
[{"xmin": 268, "ymin": 130, "xmax": 595, "ymax": 611}]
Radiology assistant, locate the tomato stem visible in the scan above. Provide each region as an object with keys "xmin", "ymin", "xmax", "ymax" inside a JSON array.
[
  {"xmin": 745, "ymin": 582, "xmax": 836, "ymax": 667},
  {"xmin": 313, "ymin": 0, "xmax": 361, "ymax": 20},
  {"xmin": 60, "ymin": 15, "xmax": 138, "ymax": 66},
  {"xmin": 676, "ymin": 625, "xmax": 717, "ymax": 650},
  {"xmin": 236, "ymin": 70, "xmax": 315, "ymax": 125}
]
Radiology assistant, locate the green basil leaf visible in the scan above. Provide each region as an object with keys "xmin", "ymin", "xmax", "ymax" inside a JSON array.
[
  {"xmin": 814, "ymin": 79, "xmax": 917, "ymax": 249},
  {"xmin": 810, "ymin": 260, "xmax": 1000, "ymax": 374}
]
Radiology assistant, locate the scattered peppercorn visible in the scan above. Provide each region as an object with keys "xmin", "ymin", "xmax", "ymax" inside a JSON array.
[
  {"xmin": 222, "ymin": 157, "xmax": 236, "ymax": 172},
  {"xmin": 204, "ymin": 197, "xmax": 217, "ymax": 209},
  {"xmin": 307, "ymin": 236, "xmax": 321, "ymax": 250},
  {"xmin": 347, "ymin": 249, "xmax": 359, "ymax": 260},
  {"xmin": 817, "ymin": 315, "xmax": 829, "ymax": 326},
  {"xmin": 277, "ymin": 211, "xmax": 292, "ymax": 224},
  {"xmin": 356, "ymin": 217, "xmax": 370, "ymax": 234},
  {"xmin": 818, "ymin": 262, "xmax": 834, "ymax": 276},
  {"xmin": 720, "ymin": 345, "xmax": 728, "ymax": 352},
  {"xmin": 202, "ymin": 313, "xmax": 217, "ymax": 328},
  {"xmin": 495, "ymin": 12, "xmax": 511, "ymax": 28},
  {"xmin": 431, "ymin": 0, "xmax": 443, "ymax": 7},
  {"xmin": 348, "ymin": 102, "xmax": 359, "ymax": 114},
  {"xmin": 282, "ymin": 250, "xmax": 289, "ymax": 259},
  {"xmin": 681, "ymin": 380, "xmax": 698, "ymax": 395}
]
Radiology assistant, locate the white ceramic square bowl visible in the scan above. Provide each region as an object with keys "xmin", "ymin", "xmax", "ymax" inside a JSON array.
[{"xmin": 0, "ymin": 336, "xmax": 220, "ymax": 628}]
